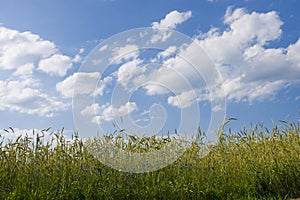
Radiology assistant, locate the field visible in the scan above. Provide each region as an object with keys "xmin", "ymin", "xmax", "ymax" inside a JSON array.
[{"xmin": 0, "ymin": 118, "xmax": 299, "ymax": 200}]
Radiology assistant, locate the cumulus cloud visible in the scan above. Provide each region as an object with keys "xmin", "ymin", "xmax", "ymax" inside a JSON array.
[
  {"xmin": 0, "ymin": 27, "xmax": 55, "ymax": 71},
  {"xmin": 0, "ymin": 79, "xmax": 68, "ymax": 117},
  {"xmin": 141, "ymin": 57, "xmax": 200, "ymax": 96},
  {"xmin": 0, "ymin": 25, "xmax": 77, "ymax": 116},
  {"xmin": 0, "ymin": 26, "xmax": 74, "ymax": 76},
  {"xmin": 152, "ymin": 10, "xmax": 192, "ymax": 30},
  {"xmin": 116, "ymin": 58, "xmax": 147, "ymax": 89},
  {"xmin": 81, "ymin": 102, "xmax": 138, "ymax": 123},
  {"xmin": 38, "ymin": 54, "xmax": 73, "ymax": 76},
  {"xmin": 221, "ymin": 77, "xmax": 287, "ymax": 103},
  {"xmin": 137, "ymin": 40, "xmax": 216, "ymax": 100},
  {"xmin": 56, "ymin": 72, "xmax": 112, "ymax": 98},
  {"xmin": 197, "ymin": 7, "xmax": 300, "ymax": 103},
  {"xmin": 151, "ymin": 10, "xmax": 192, "ymax": 43},
  {"xmin": 287, "ymin": 38, "xmax": 300, "ymax": 68},
  {"xmin": 12, "ymin": 63, "xmax": 35, "ymax": 77},
  {"xmin": 111, "ymin": 40, "xmax": 218, "ymax": 108},
  {"xmin": 199, "ymin": 9, "xmax": 283, "ymax": 65},
  {"xmin": 80, "ymin": 103, "xmax": 103, "ymax": 116},
  {"xmin": 118, "ymin": 7, "xmax": 300, "ymax": 109},
  {"xmin": 167, "ymin": 90, "xmax": 197, "ymax": 108}
]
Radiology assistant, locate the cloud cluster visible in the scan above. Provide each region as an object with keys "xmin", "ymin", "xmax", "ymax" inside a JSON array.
[
  {"xmin": 150, "ymin": 10, "xmax": 192, "ymax": 43},
  {"xmin": 198, "ymin": 7, "xmax": 300, "ymax": 102},
  {"xmin": 56, "ymin": 72, "xmax": 112, "ymax": 98},
  {"xmin": 84, "ymin": 8, "xmax": 300, "ymax": 114},
  {"xmin": 167, "ymin": 90, "xmax": 197, "ymax": 108},
  {"xmin": 99, "ymin": 10, "xmax": 219, "ymax": 109},
  {"xmin": 38, "ymin": 54, "xmax": 73, "ymax": 76},
  {"xmin": 0, "ymin": 26, "xmax": 77, "ymax": 116},
  {"xmin": 0, "ymin": 78, "xmax": 68, "ymax": 117},
  {"xmin": 152, "ymin": 10, "xmax": 192, "ymax": 30},
  {"xmin": 3, "ymin": 7, "xmax": 299, "ymax": 123},
  {"xmin": 81, "ymin": 102, "xmax": 138, "ymax": 123},
  {"xmin": 0, "ymin": 26, "xmax": 74, "ymax": 77}
]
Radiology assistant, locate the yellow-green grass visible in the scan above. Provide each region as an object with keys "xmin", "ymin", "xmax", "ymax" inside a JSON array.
[{"xmin": 0, "ymin": 119, "xmax": 299, "ymax": 200}]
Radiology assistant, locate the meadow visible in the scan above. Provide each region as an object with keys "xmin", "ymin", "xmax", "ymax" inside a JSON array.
[{"xmin": 0, "ymin": 118, "xmax": 299, "ymax": 200}]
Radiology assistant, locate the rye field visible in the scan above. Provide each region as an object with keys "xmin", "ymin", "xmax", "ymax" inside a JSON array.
[{"xmin": 0, "ymin": 118, "xmax": 299, "ymax": 200}]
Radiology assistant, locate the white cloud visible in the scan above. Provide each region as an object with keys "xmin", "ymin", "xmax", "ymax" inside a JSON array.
[
  {"xmin": 0, "ymin": 79, "xmax": 68, "ymax": 117},
  {"xmin": 110, "ymin": 44, "xmax": 139, "ymax": 64},
  {"xmin": 12, "ymin": 63, "xmax": 35, "ymax": 77},
  {"xmin": 0, "ymin": 26, "xmax": 75, "ymax": 77},
  {"xmin": 109, "ymin": 36, "xmax": 218, "ymax": 109},
  {"xmin": 150, "ymin": 31, "xmax": 173, "ymax": 44},
  {"xmin": 95, "ymin": 76, "xmax": 113, "ymax": 96},
  {"xmin": 143, "ymin": 83, "xmax": 169, "ymax": 96},
  {"xmin": 80, "ymin": 103, "xmax": 103, "ymax": 116},
  {"xmin": 141, "ymin": 8, "xmax": 300, "ymax": 106},
  {"xmin": 287, "ymin": 38, "xmax": 300, "ymax": 68},
  {"xmin": 139, "ymin": 40, "xmax": 217, "ymax": 100},
  {"xmin": 224, "ymin": 7, "xmax": 247, "ymax": 24},
  {"xmin": 38, "ymin": 54, "xmax": 73, "ymax": 76},
  {"xmin": 0, "ymin": 27, "xmax": 55, "ymax": 72},
  {"xmin": 229, "ymin": 10, "xmax": 282, "ymax": 45},
  {"xmin": 167, "ymin": 90, "xmax": 197, "ymax": 108},
  {"xmin": 196, "ymin": 7, "xmax": 300, "ymax": 103},
  {"xmin": 56, "ymin": 72, "xmax": 112, "ymax": 98},
  {"xmin": 141, "ymin": 62, "xmax": 194, "ymax": 96},
  {"xmin": 0, "ymin": 25, "xmax": 79, "ymax": 117},
  {"xmin": 79, "ymin": 48, "xmax": 84, "ymax": 54},
  {"xmin": 103, "ymin": 102, "xmax": 138, "ymax": 117},
  {"xmin": 199, "ymin": 8, "xmax": 283, "ymax": 65},
  {"xmin": 152, "ymin": 10, "xmax": 192, "ymax": 30},
  {"xmin": 106, "ymin": 8, "xmax": 300, "ymax": 109},
  {"xmin": 221, "ymin": 77, "xmax": 287, "ymax": 103},
  {"xmin": 99, "ymin": 45, "xmax": 108, "ymax": 52},
  {"xmin": 116, "ymin": 58, "xmax": 147, "ymax": 89},
  {"xmin": 72, "ymin": 54, "xmax": 82, "ymax": 63},
  {"xmin": 81, "ymin": 102, "xmax": 138, "ymax": 123},
  {"xmin": 212, "ymin": 104, "xmax": 223, "ymax": 112},
  {"xmin": 157, "ymin": 46, "xmax": 177, "ymax": 59},
  {"xmin": 151, "ymin": 10, "xmax": 192, "ymax": 43},
  {"xmin": 246, "ymin": 81, "xmax": 287, "ymax": 102}
]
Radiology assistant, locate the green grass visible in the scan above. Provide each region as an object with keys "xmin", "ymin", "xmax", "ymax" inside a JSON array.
[{"xmin": 0, "ymin": 119, "xmax": 299, "ymax": 200}]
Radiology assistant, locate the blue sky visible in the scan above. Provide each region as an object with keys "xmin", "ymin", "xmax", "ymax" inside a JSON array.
[{"xmin": 0, "ymin": 0, "xmax": 299, "ymax": 141}]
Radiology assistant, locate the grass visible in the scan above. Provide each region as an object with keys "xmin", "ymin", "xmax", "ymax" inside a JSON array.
[{"xmin": 0, "ymin": 118, "xmax": 299, "ymax": 200}]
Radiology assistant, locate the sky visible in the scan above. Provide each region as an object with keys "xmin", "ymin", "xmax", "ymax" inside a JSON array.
[{"xmin": 0, "ymin": 0, "xmax": 300, "ymax": 142}]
